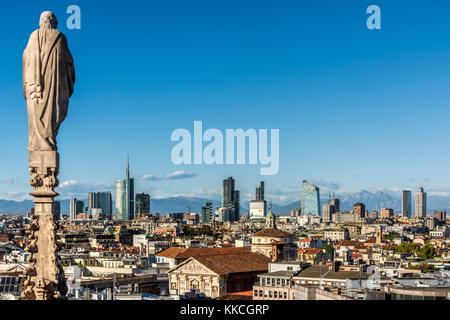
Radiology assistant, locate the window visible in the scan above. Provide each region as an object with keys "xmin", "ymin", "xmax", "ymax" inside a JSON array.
[
  {"xmin": 269, "ymin": 291, "xmax": 272, "ymax": 298},
  {"xmin": 276, "ymin": 279, "xmax": 280, "ymax": 286},
  {"xmin": 274, "ymin": 291, "xmax": 278, "ymax": 298},
  {"xmin": 259, "ymin": 290, "xmax": 263, "ymax": 297},
  {"xmin": 254, "ymin": 290, "xmax": 258, "ymax": 297},
  {"xmin": 284, "ymin": 292, "xmax": 287, "ymax": 299},
  {"xmin": 287, "ymin": 266, "xmax": 293, "ymax": 271}
]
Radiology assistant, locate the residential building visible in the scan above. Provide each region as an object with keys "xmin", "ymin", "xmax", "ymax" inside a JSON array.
[
  {"xmin": 380, "ymin": 208, "xmax": 394, "ymax": 219},
  {"xmin": 323, "ymin": 229, "xmax": 350, "ymax": 242},
  {"xmin": 201, "ymin": 202, "xmax": 213, "ymax": 223},
  {"xmin": 415, "ymin": 186, "xmax": 426, "ymax": 218},
  {"xmin": 135, "ymin": 193, "xmax": 150, "ymax": 217},
  {"xmin": 353, "ymin": 203, "xmax": 366, "ymax": 220}
]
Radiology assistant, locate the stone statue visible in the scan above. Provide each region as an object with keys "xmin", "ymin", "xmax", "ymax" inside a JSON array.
[
  {"xmin": 21, "ymin": 11, "xmax": 74, "ymax": 300},
  {"xmin": 23, "ymin": 11, "xmax": 75, "ymax": 151}
]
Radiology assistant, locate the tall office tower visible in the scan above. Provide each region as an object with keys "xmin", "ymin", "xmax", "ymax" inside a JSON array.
[
  {"xmin": 135, "ymin": 193, "xmax": 150, "ymax": 217},
  {"xmin": 415, "ymin": 186, "xmax": 427, "ymax": 219},
  {"xmin": 353, "ymin": 202, "xmax": 366, "ymax": 219},
  {"xmin": 98, "ymin": 192, "xmax": 112, "ymax": 218},
  {"xmin": 256, "ymin": 181, "xmax": 265, "ymax": 201},
  {"xmin": 69, "ymin": 198, "xmax": 77, "ymax": 221},
  {"xmin": 52, "ymin": 200, "xmax": 61, "ymax": 220},
  {"xmin": 201, "ymin": 202, "xmax": 213, "ymax": 223},
  {"xmin": 322, "ymin": 202, "xmax": 335, "ymax": 223},
  {"xmin": 115, "ymin": 156, "xmax": 135, "ymax": 220},
  {"xmin": 402, "ymin": 190, "xmax": 412, "ymax": 217},
  {"xmin": 330, "ymin": 196, "xmax": 340, "ymax": 213},
  {"xmin": 69, "ymin": 198, "xmax": 84, "ymax": 221},
  {"xmin": 250, "ymin": 181, "xmax": 267, "ymax": 220},
  {"xmin": 88, "ymin": 192, "xmax": 98, "ymax": 209},
  {"xmin": 88, "ymin": 192, "xmax": 113, "ymax": 219},
  {"xmin": 222, "ymin": 177, "xmax": 240, "ymax": 222},
  {"xmin": 301, "ymin": 180, "xmax": 321, "ymax": 216}
]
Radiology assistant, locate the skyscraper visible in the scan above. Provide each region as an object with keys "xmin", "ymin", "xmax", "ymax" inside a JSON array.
[
  {"xmin": 69, "ymin": 198, "xmax": 84, "ymax": 221},
  {"xmin": 402, "ymin": 190, "xmax": 412, "ymax": 218},
  {"xmin": 330, "ymin": 196, "xmax": 340, "ymax": 213},
  {"xmin": 250, "ymin": 181, "xmax": 267, "ymax": 220},
  {"xmin": 88, "ymin": 191, "xmax": 113, "ymax": 219},
  {"xmin": 322, "ymin": 202, "xmax": 334, "ymax": 222},
  {"xmin": 52, "ymin": 201, "xmax": 61, "ymax": 220},
  {"xmin": 301, "ymin": 180, "xmax": 320, "ymax": 216},
  {"xmin": 415, "ymin": 186, "xmax": 426, "ymax": 219},
  {"xmin": 135, "ymin": 193, "xmax": 150, "ymax": 217},
  {"xmin": 256, "ymin": 181, "xmax": 264, "ymax": 201},
  {"xmin": 115, "ymin": 156, "xmax": 135, "ymax": 220},
  {"xmin": 222, "ymin": 177, "xmax": 240, "ymax": 222},
  {"xmin": 201, "ymin": 202, "xmax": 213, "ymax": 223}
]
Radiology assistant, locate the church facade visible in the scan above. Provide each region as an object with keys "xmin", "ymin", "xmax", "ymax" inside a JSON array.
[
  {"xmin": 168, "ymin": 252, "xmax": 270, "ymax": 298},
  {"xmin": 251, "ymin": 209, "xmax": 297, "ymax": 261}
]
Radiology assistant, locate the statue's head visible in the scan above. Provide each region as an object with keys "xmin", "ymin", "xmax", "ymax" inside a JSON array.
[{"xmin": 39, "ymin": 11, "xmax": 58, "ymax": 29}]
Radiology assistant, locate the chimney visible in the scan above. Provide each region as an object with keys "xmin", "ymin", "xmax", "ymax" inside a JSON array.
[{"xmin": 329, "ymin": 260, "xmax": 340, "ymax": 272}]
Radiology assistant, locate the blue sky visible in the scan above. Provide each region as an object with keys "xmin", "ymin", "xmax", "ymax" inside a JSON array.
[{"xmin": 1, "ymin": 0, "xmax": 450, "ymax": 205}]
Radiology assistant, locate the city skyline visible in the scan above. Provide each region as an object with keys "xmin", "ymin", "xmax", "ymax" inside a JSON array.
[{"xmin": 2, "ymin": 1, "xmax": 450, "ymax": 205}]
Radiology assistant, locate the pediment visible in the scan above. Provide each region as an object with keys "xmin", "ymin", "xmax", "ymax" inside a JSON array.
[{"xmin": 170, "ymin": 258, "xmax": 218, "ymax": 276}]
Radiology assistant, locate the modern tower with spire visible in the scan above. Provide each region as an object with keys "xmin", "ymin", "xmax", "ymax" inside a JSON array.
[{"xmin": 115, "ymin": 155, "xmax": 135, "ymax": 220}]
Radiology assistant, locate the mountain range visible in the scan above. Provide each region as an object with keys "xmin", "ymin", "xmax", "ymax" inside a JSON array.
[{"xmin": 1, "ymin": 190, "xmax": 449, "ymax": 216}]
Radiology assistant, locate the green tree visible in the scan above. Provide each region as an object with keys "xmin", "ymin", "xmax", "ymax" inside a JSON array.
[
  {"xmin": 322, "ymin": 244, "xmax": 335, "ymax": 259},
  {"xmin": 419, "ymin": 242, "xmax": 435, "ymax": 260},
  {"xmin": 394, "ymin": 242, "xmax": 420, "ymax": 254}
]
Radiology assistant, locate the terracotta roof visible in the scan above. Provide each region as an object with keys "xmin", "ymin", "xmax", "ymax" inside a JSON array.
[
  {"xmin": 297, "ymin": 248, "xmax": 322, "ymax": 255},
  {"xmin": 193, "ymin": 252, "xmax": 270, "ymax": 275},
  {"xmin": 253, "ymin": 228, "xmax": 293, "ymax": 237},
  {"xmin": 216, "ymin": 291, "xmax": 253, "ymax": 300},
  {"xmin": 298, "ymin": 239, "xmax": 311, "ymax": 243},
  {"xmin": 335, "ymin": 240, "xmax": 365, "ymax": 248},
  {"xmin": 156, "ymin": 246, "xmax": 250, "ymax": 258}
]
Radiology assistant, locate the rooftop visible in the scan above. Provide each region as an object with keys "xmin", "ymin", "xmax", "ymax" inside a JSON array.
[{"xmin": 253, "ymin": 228, "xmax": 293, "ymax": 238}]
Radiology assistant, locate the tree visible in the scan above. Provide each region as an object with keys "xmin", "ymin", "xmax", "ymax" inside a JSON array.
[
  {"xmin": 419, "ymin": 242, "xmax": 435, "ymax": 260},
  {"xmin": 322, "ymin": 244, "xmax": 335, "ymax": 259},
  {"xmin": 394, "ymin": 242, "xmax": 420, "ymax": 254}
]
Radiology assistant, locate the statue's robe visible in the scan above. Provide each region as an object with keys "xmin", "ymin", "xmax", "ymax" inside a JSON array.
[{"xmin": 23, "ymin": 27, "xmax": 75, "ymax": 151}]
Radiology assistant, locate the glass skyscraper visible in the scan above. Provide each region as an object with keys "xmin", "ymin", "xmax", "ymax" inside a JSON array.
[
  {"xmin": 222, "ymin": 177, "xmax": 240, "ymax": 222},
  {"xmin": 301, "ymin": 180, "xmax": 321, "ymax": 216},
  {"xmin": 115, "ymin": 156, "xmax": 135, "ymax": 220},
  {"xmin": 135, "ymin": 193, "xmax": 150, "ymax": 217},
  {"xmin": 402, "ymin": 190, "xmax": 412, "ymax": 217},
  {"xmin": 88, "ymin": 191, "xmax": 112, "ymax": 220}
]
